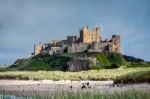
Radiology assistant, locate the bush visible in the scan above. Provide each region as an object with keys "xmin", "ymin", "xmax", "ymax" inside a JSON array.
[
  {"xmin": 101, "ymin": 64, "xmax": 120, "ymax": 69},
  {"xmin": 110, "ymin": 63, "xmax": 120, "ymax": 68}
]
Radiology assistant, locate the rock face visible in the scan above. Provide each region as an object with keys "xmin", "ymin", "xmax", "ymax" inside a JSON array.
[{"xmin": 67, "ymin": 58, "xmax": 91, "ymax": 72}]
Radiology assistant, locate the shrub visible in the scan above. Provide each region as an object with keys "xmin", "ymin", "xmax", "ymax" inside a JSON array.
[{"xmin": 110, "ymin": 63, "xmax": 120, "ymax": 68}]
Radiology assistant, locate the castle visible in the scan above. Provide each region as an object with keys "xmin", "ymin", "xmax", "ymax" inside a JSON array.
[{"xmin": 32, "ymin": 26, "xmax": 120, "ymax": 55}]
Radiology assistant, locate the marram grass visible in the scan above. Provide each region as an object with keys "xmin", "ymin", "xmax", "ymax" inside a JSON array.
[
  {"xmin": 1, "ymin": 89, "xmax": 150, "ymax": 99},
  {"xmin": 0, "ymin": 67, "xmax": 150, "ymax": 82}
]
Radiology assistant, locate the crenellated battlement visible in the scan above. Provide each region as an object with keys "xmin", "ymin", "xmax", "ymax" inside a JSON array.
[{"xmin": 32, "ymin": 26, "xmax": 121, "ymax": 55}]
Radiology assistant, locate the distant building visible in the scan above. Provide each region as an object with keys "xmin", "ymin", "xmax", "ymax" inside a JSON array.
[{"xmin": 32, "ymin": 26, "xmax": 120, "ymax": 55}]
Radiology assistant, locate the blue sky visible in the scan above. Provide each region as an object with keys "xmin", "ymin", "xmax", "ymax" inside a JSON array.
[{"xmin": 0, "ymin": 0, "xmax": 150, "ymax": 65}]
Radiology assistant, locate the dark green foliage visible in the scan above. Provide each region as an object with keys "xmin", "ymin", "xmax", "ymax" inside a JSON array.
[
  {"xmin": 63, "ymin": 52, "xmax": 126, "ymax": 69},
  {"xmin": 26, "ymin": 55, "xmax": 71, "ymax": 71},
  {"xmin": 0, "ymin": 66, "xmax": 8, "ymax": 72},
  {"xmin": 90, "ymin": 65, "xmax": 102, "ymax": 70},
  {"xmin": 110, "ymin": 63, "xmax": 120, "ymax": 68},
  {"xmin": 9, "ymin": 53, "xmax": 71, "ymax": 71},
  {"xmin": 27, "ymin": 58, "xmax": 49, "ymax": 71},
  {"xmin": 95, "ymin": 52, "xmax": 126, "ymax": 68},
  {"xmin": 45, "ymin": 55, "xmax": 71, "ymax": 71},
  {"xmin": 9, "ymin": 65, "xmax": 18, "ymax": 68},
  {"xmin": 104, "ymin": 63, "xmax": 120, "ymax": 69}
]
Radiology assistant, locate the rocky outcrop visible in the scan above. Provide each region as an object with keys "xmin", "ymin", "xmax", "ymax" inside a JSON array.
[
  {"xmin": 67, "ymin": 58, "xmax": 91, "ymax": 72},
  {"xmin": 66, "ymin": 57, "xmax": 100, "ymax": 72}
]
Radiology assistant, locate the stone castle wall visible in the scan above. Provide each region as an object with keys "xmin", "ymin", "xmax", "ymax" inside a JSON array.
[
  {"xmin": 33, "ymin": 26, "xmax": 121, "ymax": 55},
  {"xmin": 67, "ymin": 43, "xmax": 89, "ymax": 53}
]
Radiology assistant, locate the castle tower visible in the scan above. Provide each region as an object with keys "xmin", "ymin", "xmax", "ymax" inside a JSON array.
[
  {"xmin": 80, "ymin": 26, "xmax": 91, "ymax": 43},
  {"xmin": 34, "ymin": 43, "xmax": 43, "ymax": 55},
  {"xmin": 91, "ymin": 27, "xmax": 100, "ymax": 43},
  {"xmin": 112, "ymin": 35, "xmax": 120, "ymax": 53},
  {"xmin": 80, "ymin": 26, "xmax": 100, "ymax": 43}
]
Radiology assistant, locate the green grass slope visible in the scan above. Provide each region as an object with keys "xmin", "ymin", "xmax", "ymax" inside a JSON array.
[
  {"xmin": 62, "ymin": 52, "xmax": 126, "ymax": 65},
  {"xmin": 86, "ymin": 52, "xmax": 126, "ymax": 69},
  {"xmin": 8, "ymin": 52, "xmax": 148, "ymax": 71},
  {"xmin": 97, "ymin": 53, "xmax": 126, "ymax": 65},
  {"xmin": 9, "ymin": 53, "xmax": 71, "ymax": 71}
]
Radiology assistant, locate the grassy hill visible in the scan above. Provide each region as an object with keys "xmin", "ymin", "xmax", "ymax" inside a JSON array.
[
  {"xmin": 9, "ymin": 53, "xmax": 70, "ymax": 71},
  {"xmin": 7, "ymin": 52, "xmax": 149, "ymax": 71},
  {"xmin": 8, "ymin": 52, "xmax": 124, "ymax": 71}
]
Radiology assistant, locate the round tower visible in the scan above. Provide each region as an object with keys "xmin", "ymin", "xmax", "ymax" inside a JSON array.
[{"xmin": 112, "ymin": 35, "xmax": 120, "ymax": 53}]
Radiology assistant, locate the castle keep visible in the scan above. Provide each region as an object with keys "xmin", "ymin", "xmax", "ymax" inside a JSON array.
[
  {"xmin": 33, "ymin": 26, "xmax": 120, "ymax": 55},
  {"xmin": 80, "ymin": 27, "xmax": 100, "ymax": 43}
]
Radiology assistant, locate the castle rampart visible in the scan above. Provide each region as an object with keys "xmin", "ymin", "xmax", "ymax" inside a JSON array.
[{"xmin": 33, "ymin": 26, "xmax": 121, "ymax": 55}]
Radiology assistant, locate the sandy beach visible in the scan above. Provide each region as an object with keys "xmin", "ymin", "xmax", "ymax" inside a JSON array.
[
  {"xmin": 0, "ymin": 80, "xmax": 150, "ymax": 94},
  {"xmin": 0, "ymin": 80, "xmax": 113, "ymax": 92}
]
